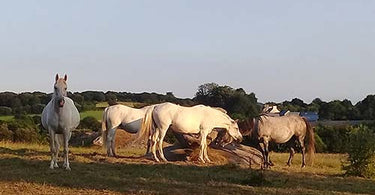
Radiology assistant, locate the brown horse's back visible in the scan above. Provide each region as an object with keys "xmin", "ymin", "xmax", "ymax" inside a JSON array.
[{"xmin": 257, "ymin": 115, "xmax": 306, "ymax": 144}]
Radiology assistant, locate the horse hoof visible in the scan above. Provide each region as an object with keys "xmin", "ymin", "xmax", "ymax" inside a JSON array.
[
  {"xmin": 301, "ymin": 164, "xmax": 306, "ymax": 168},
  {"xmin": 54, "ymin": 164, "xmax": 59, "ymax": 168},
  {"xmin": 65, "ymin": 167, "xmax": 71, "ymax": 171},
  {"xmin": 49, "ymin": 166, "xmax": 54, "ymax": 170},
  {"xmin": 154, "ymin": 157, "xmax": 160, "ymax": 162}
]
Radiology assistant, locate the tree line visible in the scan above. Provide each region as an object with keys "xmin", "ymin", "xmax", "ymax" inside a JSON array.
[{"xmin": 0, "ymin": 83, "xmax": 374, "ymax": 121}]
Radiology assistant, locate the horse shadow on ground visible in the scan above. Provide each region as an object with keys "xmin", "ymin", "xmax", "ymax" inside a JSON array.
[
  {"xmin": 0, "ymin": 147, "xmax": 50, "ymax": 157},
  {"xmin": 0, "ymin": 146, "xmax": 375, "ymax": 194}
]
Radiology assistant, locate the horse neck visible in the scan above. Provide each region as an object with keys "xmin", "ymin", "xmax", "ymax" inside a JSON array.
[{"xmin": 214, "ymin": 112, "xmax": 232, "ymax": 128}]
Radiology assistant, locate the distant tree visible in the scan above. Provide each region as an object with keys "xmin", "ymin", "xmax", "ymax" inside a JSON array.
[
  {"xmin": 70, "ymin": 93, "xmax": 84, "ymax": 105},
  {"xmin": 196, "ymin": 83, "xmax": 219, "ymax": 98},
  {"xmin": 356, "ymin": 95, "xmax": 375, "ymax": 120},
  {"xmin": 319, "ymin": 100, "xmax": 354, "ymax": 120},
  {"xmin": 291, "ymin": 98, "xmax": 306, "ymax": 108},
  {"xmin": 105, "ymin": 92, "xmax": 118, "ymax": 106},
  {"xmin": 194, "ymin": 83, "xmax": 259, "ymax": 119}
]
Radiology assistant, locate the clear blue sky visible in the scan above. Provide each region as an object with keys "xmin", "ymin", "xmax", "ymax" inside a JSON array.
[{"xmin": 0, "ymin": 1, "xmax": 374, "ymax": 103}]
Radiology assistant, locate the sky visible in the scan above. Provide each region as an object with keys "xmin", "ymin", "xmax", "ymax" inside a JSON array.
[{"xmin": 0, "ymin": 1, "xmax": 374, "ymax": 104}]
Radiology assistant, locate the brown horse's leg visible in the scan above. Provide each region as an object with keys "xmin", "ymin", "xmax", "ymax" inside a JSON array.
[
  {"xmin": 287, "ymin": 137, "xmax": 296, "ymax": 166},
  {"xmin": 298, "ymin": 136, "xmax": 306, "ymax": 168},
  {"xmin": 259, "ymin": 139, "xmax": 270, "ymax": 168},
  {"xmin": 287, "ymin": 147, "xmax": 295, "ymax": 166}
]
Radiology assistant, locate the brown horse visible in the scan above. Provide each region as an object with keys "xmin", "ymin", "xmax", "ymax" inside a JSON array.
[{"xmin": 239, "ymin": 115, "xmax": 315, "ymax": 168}]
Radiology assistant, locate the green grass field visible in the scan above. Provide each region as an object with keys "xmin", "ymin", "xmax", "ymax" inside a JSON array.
[
  {"xmin": 0, "ymin": 115, "xmax": 14, "ymax": 121},
  {"xmin": 80, "ymin": 110, "xmax": 103, "ymax": 121},
  {"xmin": 0, "ymin": 110, "xmax": 104, "ymax": 122},
  {"xmin": 0, "ymin": 142, "xmax": 374, "ymax": 194},
  {"xmin": 0, "ymin": 102, "xmax": 142, "ymax": 122}
]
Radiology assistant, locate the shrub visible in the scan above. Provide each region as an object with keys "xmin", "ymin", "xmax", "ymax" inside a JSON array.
[
  {"xmin": 79, "ymin": 116, "xmax": 101, "ymax": 132},
  {"xmin": 314, "ymin": 133, "xmax": 327, "ymax": 153},
  {"xmin": 0, "ymin": 123, "xmax": 13, "ymax": 141},
  {"xmin": 0, "ymin": 106, "xmax": 12, "ymax": 115},
  {"xmin": 12, "ymin": 128, "xmax": 40, "ymax": 142},
  {"xmin": 0, "ymin": 114, "xmax": 44, "ymax": 143},
  {"xmin": 315, "ymin": 125, "xmax": 350, "ymax": 153},
  {"xmin": 344, "ymin": 125, "xmax": 375, "ymax": 178}
]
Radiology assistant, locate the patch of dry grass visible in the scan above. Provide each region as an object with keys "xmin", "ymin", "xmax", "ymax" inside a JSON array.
[{"xmin": 0, "ymin": 142, "xmax": 374, "ymax": 194}]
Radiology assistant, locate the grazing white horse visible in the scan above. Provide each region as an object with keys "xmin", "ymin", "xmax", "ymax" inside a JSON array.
[
  {"xmin": 41, "ymin": 74, "xmax": 80, "ymax": 170},
  {"xmin": 137, "ymin": 102, "xmax": 243, "ymax": 163},
  {"xmin": 101, "ymin": 104, "xmax": 157, "ymax": 157}
]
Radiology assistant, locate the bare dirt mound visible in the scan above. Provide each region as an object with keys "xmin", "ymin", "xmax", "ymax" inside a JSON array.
[
  {"xmin": 114, "ymin": 130, "xmax": 134, "ymax": 147},
  {"xmin": 159, "ymin": 143, "xmax": 263, "ymax": 169},
  {"xmin": 91, "ymin": 129, "xmax": 264, "ymax": 169}
]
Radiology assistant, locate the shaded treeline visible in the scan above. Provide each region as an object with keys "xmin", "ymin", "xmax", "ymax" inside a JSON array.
[{"xmin": 0, "ymin": 83, "xmax": 375, "ymax": 121}]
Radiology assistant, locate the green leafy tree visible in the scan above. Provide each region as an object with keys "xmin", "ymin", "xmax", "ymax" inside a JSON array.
[{"xmin": 194, "ymin": 83, "xmax": 259, "ymax": 119}]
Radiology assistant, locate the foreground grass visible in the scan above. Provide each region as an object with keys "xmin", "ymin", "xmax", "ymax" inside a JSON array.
[{"xmin": 0, "ymin": 142, "xmax": 374, "ymax": 194}]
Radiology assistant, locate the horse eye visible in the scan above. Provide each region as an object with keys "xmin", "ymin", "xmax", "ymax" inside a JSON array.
[{"xmin": 65, "ymin": 88, "xmax": 67, "ymax": 90}]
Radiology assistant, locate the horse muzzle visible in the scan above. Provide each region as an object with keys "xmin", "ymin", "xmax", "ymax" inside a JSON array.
[
  {"xmin": 237, "ymin": 135, "xmax": 243, "ymax": 143},
  {"xmin": 58, "ymin": 99, "xmax": 65, "ymax": 107}
]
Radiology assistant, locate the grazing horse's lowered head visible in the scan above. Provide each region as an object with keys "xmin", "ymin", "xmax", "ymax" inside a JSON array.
[{"xmin": 226, "ymin": 119, "xmax": 243, "ymax": 143}]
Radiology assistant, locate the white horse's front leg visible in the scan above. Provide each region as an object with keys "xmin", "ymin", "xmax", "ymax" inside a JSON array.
[
  {"xmin": 49, "ymin": 130, "xmax": 57, "ymax": 169},
  {"xmin": 54, "ymin": 136, "xmax": 60, "ymax": 168},
  {"xmin": 62, "ymin": 131, "xmax": 71, "ymax": 171},
  {"xmin": 203, "ymin": 137, "xmax": 211, "ymax": 163},
  {"xmin": 198, "ymin": 131, "xmax": 208, "ymax": 163}
]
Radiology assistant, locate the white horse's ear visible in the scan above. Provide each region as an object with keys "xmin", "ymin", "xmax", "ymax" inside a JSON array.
[
  {"xmin": 235, "ymin": 119, "xmax": 239, "ymax": 123},
  {"xmin": 64, "ymin": 74, "xmax": 68, "ymax": 81},
  {"xmin": 55, "ymin": 74, "xmax": 59, "ymax": 81}
]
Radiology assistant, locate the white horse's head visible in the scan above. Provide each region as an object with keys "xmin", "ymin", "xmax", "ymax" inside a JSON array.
[
  {"xmin": 227, "ymin": 119, "xmax": 243, "ymax": 143},
  {"xmin": 53, "ymin": 74, "xmax": 68, "ymax": 107}
]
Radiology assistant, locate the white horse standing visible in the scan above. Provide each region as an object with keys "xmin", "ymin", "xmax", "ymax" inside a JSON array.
[
  {"xmin": 41, "ymin": 74, "xmax": 80, "ymax": 170},
  {"xmin": 101, "ymin": 104, "xmax": 157, "ymax": 157},
  {"xmin": 137, "ymin": 102, "xmax": 243, "ymax": 163}
]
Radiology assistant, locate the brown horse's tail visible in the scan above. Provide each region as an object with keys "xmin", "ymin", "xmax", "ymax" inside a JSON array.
[
  {"xmin": 134, "ymin": 105, "xmax": 155, "ymax": 144},
  {"xmin": 303, "ymin": 117, "xmax": 315, "ymax": 165},
  {"xmin": 101, "ymin": 107, "xmax": 109, "ymax": 149}
]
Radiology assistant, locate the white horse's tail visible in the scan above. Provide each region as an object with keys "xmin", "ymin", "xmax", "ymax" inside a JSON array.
[
  {"xmin": 134, "ymin": 105, "xmax": 155, "ymax": 144},
  {"xmin": 101, "ymin": 107, "xmax": 109, "ymax": 149}
]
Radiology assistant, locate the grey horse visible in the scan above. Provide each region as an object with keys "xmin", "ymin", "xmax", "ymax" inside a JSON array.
[
  {"xmin": 41, "ymin": 74, "xmax": 80, "ymax": 170},
  {"xmin": 240, "ymin": 115, "xmax": 315, "ymax": 168}
]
